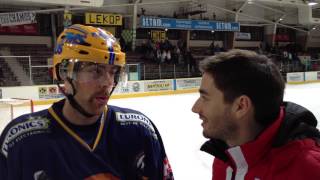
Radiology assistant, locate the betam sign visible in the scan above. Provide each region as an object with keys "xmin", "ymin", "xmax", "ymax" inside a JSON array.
[
  {"xmin": 0, "ymin": 12, "xmax": 36, "ymax": 26},
  {"xmin": 235, "ymin": 32, "xmax": 251, "ymax": 40}
]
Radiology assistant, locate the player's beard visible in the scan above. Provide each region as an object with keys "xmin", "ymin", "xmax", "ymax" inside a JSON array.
[
  {"xmin": 203, "ymin": 108, "xmax": 238, "ymax": 142},
  {"xmin": 89, "ymin": 88, "xmax": 113, "ymax": 107},
  {"xmin": 75, "ymin": 80, "xmax": 115, "ymax": 115}
]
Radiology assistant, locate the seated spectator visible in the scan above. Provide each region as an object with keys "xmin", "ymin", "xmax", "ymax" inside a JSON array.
[
  {"xmin": 0, "ymin": 68, "xmax": 3, "ymax": 78},
  {"xmin": 185, "ymin": 50, "xmax": 195, "ymax": 71},
  {"xmin": 214, "ymin": 44, "xmax": 221, "ymax": 54},
  {"xmin": 161, "ymin": 50, "xmax": 167, "ymax": 63},
  {"xmin": 154, "ymin": 41, "xmax": 162, "ymax": 63},
  {"xmin": 119, "ymin": 36, "xmax": 126, "ymax": 52},
  {"xmin": 161, "ymin": 38, "xmax": 173, "ymax": 63},
  {"xmin": 177, "ymin": 39, "xmax": 186, "ymax": 55},
  {"xmin": 141, "ymin": 39, "xmax": 153, "ymax": 61},
  {"xmin": 209, "ymin": 42, "xmax": 215, "ymax": 55},
  {"xmin": 172, "ymin": 46, "xmax": 182, "ymax": 65}
]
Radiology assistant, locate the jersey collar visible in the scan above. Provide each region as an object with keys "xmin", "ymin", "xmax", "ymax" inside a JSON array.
[{"xmin": 48, "ymin": 105, "xmax": 107, "ymax": 152}]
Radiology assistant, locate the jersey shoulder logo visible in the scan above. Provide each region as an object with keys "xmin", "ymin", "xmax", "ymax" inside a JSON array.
[
  {"xmin": 115, "ymin": 112, "xmax": 157, "ymax": 139},
  {"xmin": 1, "ymin": 116, "xmax": 50, "ymax": 157}
]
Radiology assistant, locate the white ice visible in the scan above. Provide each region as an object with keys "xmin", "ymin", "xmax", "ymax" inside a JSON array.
[{"xmin": 1, "ymin": 83, "xmax": 320, "ymax": 180}]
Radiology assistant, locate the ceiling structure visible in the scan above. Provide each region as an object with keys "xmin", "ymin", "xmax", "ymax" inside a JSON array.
[
  {"xmin": 206, "ymin": 0, "xmax": 320, "ymax": 32},
  {"xmin": 0, "ymin": 0, "xmax": 319, "ymax": 33}
]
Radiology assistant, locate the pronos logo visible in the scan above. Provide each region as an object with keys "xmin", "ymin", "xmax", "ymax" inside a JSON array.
[{"xmin": 1, "ymin": 118, "xmax": 50, "ymax": 157}]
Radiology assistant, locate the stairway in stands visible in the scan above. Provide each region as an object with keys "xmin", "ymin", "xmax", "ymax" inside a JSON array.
[{"xmin": 0, "ymin": 47, "xmax": 32, "ymax": 86}]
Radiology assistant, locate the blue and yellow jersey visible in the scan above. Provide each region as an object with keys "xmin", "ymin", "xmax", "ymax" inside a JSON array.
[{"xmin": 0, "ymin": 100, "xmax": 173, "ymax": 180}]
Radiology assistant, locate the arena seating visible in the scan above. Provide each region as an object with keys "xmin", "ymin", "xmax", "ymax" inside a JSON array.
[
  {"xmin": 0, "ymin": 58, "xmax": 20, "ymax": 86},
  {"xmin": 6, "ymin": 44, "xmax": 53, "ymax": 85},
  {"xmin": 126, "ymin": 51, "xmax": 202, "ymax": 80}
]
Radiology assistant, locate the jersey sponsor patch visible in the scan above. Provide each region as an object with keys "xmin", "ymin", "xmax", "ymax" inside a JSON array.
[
  {"xmin": 115, "ymin": 112, "xmax": 157, "ymax": 139},
  {"xmin": 1, "ymin": 116, "xmax": 50, "ymax": 157}
]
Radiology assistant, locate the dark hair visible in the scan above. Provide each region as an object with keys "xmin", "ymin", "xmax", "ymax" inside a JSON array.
[{"xmin": 199, "ymin": 49, "xmax": 285, "ymax": 126}]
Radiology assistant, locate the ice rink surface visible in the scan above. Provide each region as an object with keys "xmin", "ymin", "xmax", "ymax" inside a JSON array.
[{"xmin": 1, "ymin": 83, "xmax": 320, "ymax": 179}]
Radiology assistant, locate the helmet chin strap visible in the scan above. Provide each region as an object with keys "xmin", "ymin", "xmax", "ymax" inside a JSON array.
[
  {"xmin": 66, "ymin": 95, "xmax": 95, "ymax": 118},
  {"xmin": 61, "ymin": 78, "xmax": 95, "ymax": 118}
]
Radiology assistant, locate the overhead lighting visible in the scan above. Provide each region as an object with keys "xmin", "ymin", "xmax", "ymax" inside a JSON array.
[
  {"xmin": 279, "ymin": 18, "xmax": 283, "ymax": 21},
  {"xmin": 308, "ymin": 2, "xmax": 318, "ymax": 5},
  {"xmin": 248, "ymin": 0, "xmax": 254, "ymax": 4},
  {"xmin": 308, "ymin": 0, "xmax": 318, "ymax": 6},
  {"xmin": 312, "ymin": 27, "xmax": 316, "ymax": 30}
]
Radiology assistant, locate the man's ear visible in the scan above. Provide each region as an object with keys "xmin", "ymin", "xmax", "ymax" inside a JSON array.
[
  {"xmin": 64, "ymin": 80, "xmax": 73, "ymax": 95},
  {"xmin": 232, "ymin": 95, "xmax": 253, "ymax": 119}
]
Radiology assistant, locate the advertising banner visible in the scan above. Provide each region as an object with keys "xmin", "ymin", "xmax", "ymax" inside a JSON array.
[
  {"xmin": 151, "ymin": 30, "xmax": 166, "ymax": 42},
  {"xmin": 63, "ymin": 13, "xmax": 72, "ymax": 27},
  {"xmin": 176, "ymin": 78, "xmax": 201, "ymax": 90},
  {"xmin": 0, "ymin": 12, "xmax": 36, "ymax": 26},
  {"xmin": 0, "ymin": 24, "xmax": 38, "ymax": 35},
  {"xmin": 113, "ymin": 81, "xmax": 144, "ymax": 94},
  {"xmin": 287, "ymin": 72, "xmax": 304, "ymax": 83},
  {"xmin": 235, "ymin": 32, "xmax": 251, "ymax": 40},
  {"xmin": 85, "ymin": 13, "xmax": 122, "ymax": 26},
  {"xmin": 144, "ymin": 80, "xmax": 173, "ymax": 91},
  {"xmin": 140, "ymin": 16, "xmax": 240, "ymax": 31},
  {"xmin": 38, "ymin": 86, "xmax": 64, "ymax": 99},
  {"xmin": 305, "ymin": 71, "xmax": 318, "ymax": 81}
]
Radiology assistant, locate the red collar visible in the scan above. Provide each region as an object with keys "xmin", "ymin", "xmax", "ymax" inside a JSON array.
[{"xmin": 226, "ymin": 107, "xmax": 285, "ymax": 167}]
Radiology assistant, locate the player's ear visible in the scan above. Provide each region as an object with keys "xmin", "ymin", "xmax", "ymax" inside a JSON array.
[
  {"xmin": 64, "ymin": 80, "xmax": 77, "ymax": 95},
  {"xmin": 232, "ymin": 95, "xmax": 253, "ymax": 119}
]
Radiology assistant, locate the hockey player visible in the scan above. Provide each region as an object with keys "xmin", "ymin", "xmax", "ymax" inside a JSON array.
[
  {"xmin": 0, "ymin": 24, "xmax": 173, "ymax": 180},
  {"xmin": 192, "ymin": 49, "xmax": 320, "ymax": 180}
]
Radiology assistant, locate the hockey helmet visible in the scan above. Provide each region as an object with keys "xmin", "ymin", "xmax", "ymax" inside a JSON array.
[{"xmin": 53, "ymin": 24, "xmax": 126, "ymax": 81}]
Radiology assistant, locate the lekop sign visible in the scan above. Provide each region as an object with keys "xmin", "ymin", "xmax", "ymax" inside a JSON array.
[
  {"xmin": 85, "ymin": 13, "xmax": 122, "ymax": 26},
  {"xmin": 139, "ymin": 16, "xmax": 240, "ymax": 31}
]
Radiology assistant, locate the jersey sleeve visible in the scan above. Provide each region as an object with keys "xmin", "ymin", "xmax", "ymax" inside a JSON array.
[
  {"xmin": 0, "ymin": 150, "xmax": 8, "ymax": 180},
  {"xmin": 0, "ymin": 121, "xmax": 12, "ymax": 180},
  {"xmin": 109, "ymin": 106, "xmax": 174, "ymax": 179},
  {"xmin": 142, "ymin": 120, "xmax": 174, "ymax": 180},
  {"xmin": 0, "ymin": 123, "xmax": 18, "ymax": 180},
  {"xmin": 0, "ymin": 111, "xmax": 49, "ymax": 180},
  {"xmin": 0, "ymin": 120, "xmax": 22, "ymax": 180}
]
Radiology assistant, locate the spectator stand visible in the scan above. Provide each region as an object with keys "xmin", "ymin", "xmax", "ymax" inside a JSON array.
[
  {"xmin": 0, "ymin": 57, "xmax": 20, "ymax": 87},
  {"xmin": 7, "ymin": 44, "xmax": 53, "ymax": 85}
]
